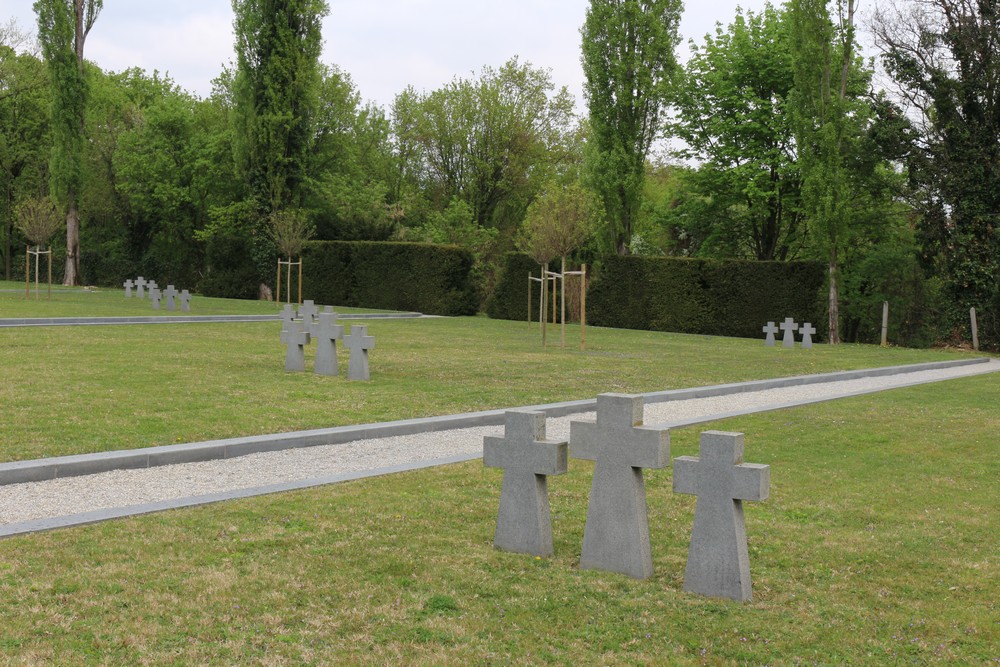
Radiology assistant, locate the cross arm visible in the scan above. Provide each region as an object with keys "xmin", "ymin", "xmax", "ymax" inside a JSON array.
[
  {"xmin": 732, "ymin": 463, "xmax": 770, "ymax": 501},
  {"xmin": 672, "ymin": 456, "xmax": 700, "ymax": 495}
]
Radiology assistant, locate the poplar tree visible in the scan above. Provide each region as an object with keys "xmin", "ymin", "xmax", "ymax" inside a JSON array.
[
  {"xmin": 581, "ymin": 0, "xmax": 682, "ymax": 255},
  {"xmin": 231, "ymin": 0, "xmax": 328, "ymax": 287},
  {"xmin": 34, "ymin": 0, "xmax": 102, "ymax": 285}
]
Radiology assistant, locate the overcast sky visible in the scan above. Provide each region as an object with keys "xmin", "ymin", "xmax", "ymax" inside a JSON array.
[{"xmin": 4, "ymin": 1, "xmax": 872, "ymax": 111}]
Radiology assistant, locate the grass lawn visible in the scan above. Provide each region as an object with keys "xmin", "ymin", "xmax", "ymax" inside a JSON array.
[{"xmin": 0, "ymin": 294, "xmax": 996, "ymax": 663}]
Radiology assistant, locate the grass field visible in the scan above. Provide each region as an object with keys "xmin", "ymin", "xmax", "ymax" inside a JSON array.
[{"xmin": 0, "ymin": 291, "xmax": 996, "ymax": 663}]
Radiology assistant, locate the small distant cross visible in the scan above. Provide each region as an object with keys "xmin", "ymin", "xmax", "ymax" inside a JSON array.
[
  {"xmin": 135, "ymin": 277, "xmax": 147, "ymax": 299},
  {"xmin": 146, "ymin": 280, "xmax": 158, "ymax": 299},
  {"xmin": 779, "ymin": 317, "xmax": 798, "ymax": 348},
  {"xmin": 280, "ymin": 319, "xmax": 311, "ymax": 372},
  {"xmin": 280, "ymin": 304, "xmax": 297, "ymax": 327},
  {"xmin": 311, "ymin": 311, "xmax": 344, "ymax": 376},
  {"xmin": 800, "ymin": 322, "xmax": 816, "ymax": 348},
  {"xmin": 673, "ymin": 431, "xmax": 770, "ymax": 602},
  {"xmin": 124, "ymin": 279, "xmax": 134, "ymax": 298},
  {"xmin": 762, "ymin": 321, "xmax": 778, "ymax": 347},
  {"xmin": 163, "ymin": 285, "xmax": 179, "ymax": 311},
  {"xmin": 570, "ymin": 393, "xmax": 670, "ymax": 579},
  {"xmin": 150, "ymin": 287, "xmax": 162, "ymax": 310},
  {"xmin": 483, "ymin": 410, "xmax": 568, "ymax": 556},
  {"xmin": 298, "ymin": 299, "xmax": 319, "ymax": 324},
  {"xmin": 179, "ymin": 290, "xmax": 191, "ymax": 312},
  {"xmin": 344, "ymin": 325, "xmax": 376, "ymax": 380}
]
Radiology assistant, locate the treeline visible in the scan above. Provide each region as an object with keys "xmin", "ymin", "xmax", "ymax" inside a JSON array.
[{"xmin": 0, "ymin": 0, "xmax": 997, "ymax": 349}]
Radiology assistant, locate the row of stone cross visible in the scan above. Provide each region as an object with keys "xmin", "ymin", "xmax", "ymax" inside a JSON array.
[
  {"xmin": 123, "ymin": 277, "xmax": 192, "ymax": 312},
  {"xmin": 280, "ymin": 301, "xmax": 375, "ymax": 381},
  {"xmin": 763, "ymin": 317, "xmax": 815, "ymax": 348},
  {"xmin": 483, "ymin": 393, "xmax": 770, "ymax": 602}
]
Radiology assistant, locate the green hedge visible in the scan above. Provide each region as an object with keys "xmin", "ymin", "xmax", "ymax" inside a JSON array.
[
  {"xmin": 485, "ymin": 253, "xmax": 546, "ymax": 321},
  {"xmin": 588, "ymin": 256, "xmax": 827, "ymax": 339},
  {"xmin": 301, "ymin": 241, "xmax": 479, "ymax": 316}
]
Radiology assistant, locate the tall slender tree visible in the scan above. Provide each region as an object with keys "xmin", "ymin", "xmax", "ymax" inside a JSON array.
[
  {"xmin": 34, "ymin": 0, "xmax": 101, "ymax": 285},
  {"xmin": 231, "ymin": 0, "xmax": 328, "ymax": 289},
  {"xmin": 581, "ymin": 0, "xmax": 682, "ymax": 255},
  {"xmin": 788, "ymin": 0, "xmax": 858, "ymax": 344}
]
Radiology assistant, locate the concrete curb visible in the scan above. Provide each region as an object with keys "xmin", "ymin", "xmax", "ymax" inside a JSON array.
[
  {"xmin": 0, "ymin": 312, "xmax": 423, "ymax": 328},
  {"xmin": 0, "ymin": 357, "xmax": 989, "ymax": 487}
]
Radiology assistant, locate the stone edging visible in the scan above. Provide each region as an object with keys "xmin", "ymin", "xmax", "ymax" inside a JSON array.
[{"xmin": 0, "ymin": 313, "xmax": 422, "ymax": 327}]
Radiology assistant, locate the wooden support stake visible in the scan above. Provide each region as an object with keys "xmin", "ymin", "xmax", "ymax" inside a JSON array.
[
  {"xmin": 541, "ymin": 268, "xmax": 548, "ymax": 347},
  {"xmin": 34, "ymin": 245, "xmax": 39, "ymax": 299},
  {"xmin": 24, "ymin": 246, "xmax": 29, "ymax": 299},
  {"xmin": 527, "ymin": 272, "xmax": 532, "ymax": 325},
  {"xmin": 560, "ymin": 256, "xmax": 566, "ymax": 349},
  {"xmin": 971, "ymin": 307, "xmax": 979, "ymax": 352},
  {"xmin": 881, "ymin": 300, "xmax": 889, "ymax": 347},
  {"xmin": 580, "ymin": 263, "xmax": 587, "ymax": 351},
  {"xmin": 47, "ymin": 247, "xmax": 52, "ymax": 299},
  {"xmin": 286, "ymin": 258, "xmax": 292, "ymax": 305},
  {"xmin": 298, "ymin": 257, "xmax": 303, "ymax": 305},
  {"xmin": 276, "ymin": 259, "xmax": 281, "ymax": 304}
]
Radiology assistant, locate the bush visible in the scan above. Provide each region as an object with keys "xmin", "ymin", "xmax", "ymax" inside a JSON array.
[
  {"xmin": 485, "ymin": 253, "xmax": 547, "ymax": 321},
  {"xmin": 198, "ymin": 233, "xmax": 259, "ymax": 300},
  {"xmin": 301, "ymin": 241, "xmax": 478, "ymax": 316}
]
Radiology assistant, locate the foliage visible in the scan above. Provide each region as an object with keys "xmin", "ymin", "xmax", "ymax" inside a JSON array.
[
  {"xmin": 13, "ymin": 195, "xmax": 61, "ymax": 245},
  {"xmin": 267, "ymin": 208, "xmax": 315, "ymax": 258},
  {"xmin": 198, "ymin": 232, "xmax": 259, "ymax": 300},
  {"xmin": 872, "ymin": 0, "xmax": 1000, "ymax": 345},
  {"xmin": 301, "ymin": 240, "xmax": 479, "ymax": 316},
  {"xmin": 588, "ymin": 255, "xmax": 826, "ymax": 338},
  {"xmin": 517, "ymin": 181, "xmax": 599, "ymax": 265},
  {"xmin": 668, "ymin": 5, "xmax": 804, "ymax": 261},
  {"xmin": 581, "ymin": 0, "xmax": 682, "ymax": 255},
  {"xmin": 484, "ymin": 252, "xmax": 545, "ymax": 321}
]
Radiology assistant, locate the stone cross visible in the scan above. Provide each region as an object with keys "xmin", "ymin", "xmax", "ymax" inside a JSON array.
[
  {"xmin": 800, "ymin": 322, "xmax": 816, "ymax": 348},
  {"xmin": 483, "ymin": 410, "xmax": 568, "ymax": 557},
  {"xmin": 569, "ymin": 393, "xmax": 670, "ymax": 579},
  {"xmin": 280, "ymin": 319, "xmax": 311, "ymax": 372},
  {"xmin": 779, "ymin": 317, "xmax": 798, "ymax": 348},
  {"xmin": 135, "ymin": 277, "xmax": 147, "ymax": 299},
  {"xmin": 163, "ymin": 285, "xmax": 179, "ymax": 311},
  {"xmin": 179, "ymin": 290, "xmax": 191, "ymax": 312},
  {"xmin": 150, "ymin": 287, "xmax": 162, "ymax": 310},
  {"xmin": 280, "ymin": 304, "xmax": 297, "ymax": 328},
  {"xmin": 311, "ymin": 311, "xmax": 344, "ymax": 376},
  {"xmin": 146, "ymin": 280, "xmax": 158, "ymax": 299},
  {"xmin": 762, "ymin": 321, "xmax": 778, "ymax": 347},
  {"xmin": 298, "ymin": 299, "xmax": 319, "ymax": 325},
  {"xmin": 124, "ymin": 279, "xmax": 134, "ymax": 298},
  {"xmin": 673, "ymin": 431, "xmax": 770, "ymax": 602},
  {"xmin": 344, "ymin": 325, "xmax": 376, "ymax": 380}
]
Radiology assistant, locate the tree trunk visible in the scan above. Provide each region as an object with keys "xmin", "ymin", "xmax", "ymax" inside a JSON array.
[
  {"xmin": 828, "ymin": 250, "xmax": 840, "ymax": 345},
  {"xmin": 64, "ymin": 195, "xmax": 80, "ymax": 285}
]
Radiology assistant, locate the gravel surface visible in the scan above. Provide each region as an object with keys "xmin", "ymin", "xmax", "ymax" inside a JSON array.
[{"xmin": 1, "ymin": 360, "xmax": 996, "ymax": 525}]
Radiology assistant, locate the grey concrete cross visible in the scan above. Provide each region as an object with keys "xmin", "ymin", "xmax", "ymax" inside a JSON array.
[
  {"xmin": 344, "ymin": 325, "xmax": 375, "ymax": 380},
  {"xmin": 762, "ymin": 321, "xmax": 778, "ymax": 346},
  {"xmin": 135, "ymin": 277, "xmax": 146, "ymax": 299},
  {"xmin": 570, "ymin": 393, "xmax": 670, "ymax": 579},
  {"xmin": 163, "ymin": 285, "xmax": 179, "ymax": 311},
  {"xmin": 280, "ymin": 319, "xmax": 311, "ymax": 372},
  {"xmin": 123, "ymin": 279, "xmax": 134, "ymax": 298},
  {"xmin": 150, "ymin": 287, "xmax": 162, "ymax": 310},
  {"xmin": 483, "ymin": 410, "xmax": 568, "ymax": 556},
  {"xmin": 673, "ymin": 431, "xmax": 770, "ymax": 602},
  {"xmin": 280, "ymin": 304, "xmax": 297, "ymax": 327},
  {"xmin": 179, "ymin": 290, "xmax": 191, "ymax": 312},
  {"xmin": 146, "ymin": 280, "xmax": 158, "ymax": 299},
  {"xmin": 779, "ymin": 317, "xmax": 798, "ymax": 348},
  {"xmin": 311, "ymin": 311, "xmax": 344, "ymax": 376},
  {"xmin": 800, "ymin": 322, "xmax": 816, "ymax": 348},
  {"xmin": 298, "ymin": 300, "xmax": 319, "ymax": 325}
]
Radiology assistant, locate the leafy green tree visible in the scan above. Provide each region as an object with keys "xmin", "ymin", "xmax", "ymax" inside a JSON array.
[
  {"xmin": 33, "ymin": 0, "xmax": 102, "ymax": 285},
  {"xmin": 872, "ymin": 0, "xmax": 1000, "ymax": 335},
  {"xmin": 231, "ymin": 0, "xmax": 328, "ymax": 290},
  {"xmin": 581, "ymin": 0, "xmax": 682, "ymax": 255},
  {"xmin": 788, "ymin": 0, "xmax": 860, "ymax": 344},
  {"xmin": 669, "ymin": 5, "xmax": 804, "ymax": 261}
]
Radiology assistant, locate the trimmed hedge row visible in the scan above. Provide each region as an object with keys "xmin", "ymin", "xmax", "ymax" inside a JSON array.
[
  {"xmin": 301, "ymin": 241, "xmax": 479, "ymax": 316},
  {"xmin": 487, "ymin": 252, "xmax": 827, "ymax": 340},
  {"xmin": 588, "ymin": 256, "xmax": 827, "ymax": 339}
]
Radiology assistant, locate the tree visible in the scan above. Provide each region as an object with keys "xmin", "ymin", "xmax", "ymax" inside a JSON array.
[
  {"xmin": 518, "ymin": 181, "xmax": 599, "ymax": 265},
  {"xmin": 231, "ymin": 0, "xmax": 328, "ymax": 289},
  {"xmin": 872, "ymin": 0, "xmax": 1000, "ymax": 327},
  {"xmin": 788, "ymin": 0, "xmax": 860, "ymax": 344},
  {"xmin": 15, "ymin": 196, "xmax": 61, "ymax": 246},
  {"xmin": 581, "ymin": 0, "xmax": 682, "ymax": 255},
  {"xmin": 33, "ymin": 0, "xmax": 102, "ymax": 285},
  {"xmin": 669, "ymin": 5, "xmax": 804, "ymax": 261}
]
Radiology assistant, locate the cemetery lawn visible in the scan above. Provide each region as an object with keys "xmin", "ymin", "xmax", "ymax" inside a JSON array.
[{"xmin": 0, "ymin": 301, "xmax": 996, "ymax": 663}]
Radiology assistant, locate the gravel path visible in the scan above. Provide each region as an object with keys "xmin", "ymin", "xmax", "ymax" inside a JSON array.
[{"xmin": 1, "ymin": 360, "xmax": 996, "ymax": 526}]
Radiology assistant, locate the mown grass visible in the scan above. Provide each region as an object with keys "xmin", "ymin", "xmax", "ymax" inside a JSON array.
[{"xmin": 0, "ymin": 293, "xmax": 996, "ymax": 663}]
